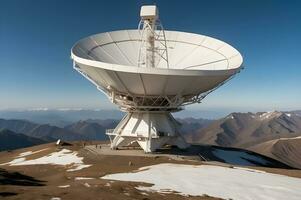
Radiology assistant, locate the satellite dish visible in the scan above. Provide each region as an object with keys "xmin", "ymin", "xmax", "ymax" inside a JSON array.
[{"xmin": 71, "ymin": 5, "xmax": 243, "ymax": 152}]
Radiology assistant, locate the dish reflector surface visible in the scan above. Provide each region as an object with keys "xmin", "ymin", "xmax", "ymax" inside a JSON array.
[
  {"xmin": 72, "ymin": 30, "xmax": 242, "ymax": 70},
  {"xmin": 72, "ymin": 30, "xmax": 243, "ymax": 99}
]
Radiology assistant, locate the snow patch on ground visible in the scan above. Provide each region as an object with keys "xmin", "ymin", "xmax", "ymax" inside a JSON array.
[
  {"xmin": 212, "ymin": 149, "xmax": 268, "ymax": 166},
  {"xmin": 16, "ymin": 148, "xmax": 49, "ymax": 158},
  {"xmin": 0, "ymin": 157, "xmax": 26, "ymax": 166},
  {"xmin": 101, "ymin": 163, "xmax": 301, "ymax": 200},
  {"xmin": 58, "ymin": 185, "xmax": 70, "ymax": 188},
  {"xmin": 50, "ymin": 198, "xmax": 61, "ymax": 200},
  {"xmin": 0, "ymin": 149, "xmax": 91, "ymax": 171},
  {"xmin": 17, "ymin": 151, "xmax": 34, "ymax": 157},
  {"xmin": 75, "ymin": 177, "xmax": 95, "ymax": 180},
  {"xmin": 279, "ymin": 136, "xmax": 301, "ymax": 141},
  {"xmin": 84, "ymin": 183, "xmax": 91, "ymax": 188},
  {"xmin": 67, "ymin": 164, "xmax": 91, "ymax": 172}
]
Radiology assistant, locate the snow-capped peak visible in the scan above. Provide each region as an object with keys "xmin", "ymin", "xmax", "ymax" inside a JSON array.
[
  {"xmin": 258, "ymin": 111, "xmax": 282, "ymax": 120},
  {"xmin": 226, "ymin": 114, "xmax": 234, "ymax": 120}
]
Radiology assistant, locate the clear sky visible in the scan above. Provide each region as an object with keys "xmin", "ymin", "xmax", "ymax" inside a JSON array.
[{"xmin": 1, "ymin": 0, "xmax": 300, "ymax": 113}]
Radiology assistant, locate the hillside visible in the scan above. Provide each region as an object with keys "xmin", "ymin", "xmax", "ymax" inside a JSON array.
[
  {"xmin": 0, "ymin": 119, "xmax": 38, "ymax": 134},
  {"xmin": 0, "ymin": 129, "xmax": 45, "ymax": 151},
  {"xmin": 188, "ymin": 111, "xmax": 301, "ymax": 148},
  {"xmin": 0, "ymin": 119, "xmax": 86, "ymax": 142},
  {"xmin": 0, "ymin": 109, "xmax": 123, "ymax": 127},
  {"xmin": 27, "ymin": 124, "xmax": 85, "ymax": 141},
  {"xmin": 0, "ymin": 118, "xmax": 121, "ymax": 151},
  {"xmin": 250, "ymin": 136, "xmax": 301, "ymax": 169},
  {"xmin": 0, "ymin": 143, "xmax": 300, "ymax": 200},
  {"xmin": 65, "ymin": 121, "xmax": 108, "ymax": 140},
  {"xmin": 177, "ymin": 117, "xmax": 213, "ymax": 135}
]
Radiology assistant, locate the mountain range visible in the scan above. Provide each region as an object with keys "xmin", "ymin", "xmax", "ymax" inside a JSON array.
[
  {"xmin": 64, "ymin": 119, "xmax": 118, "ymax": 140},
  {"xmin": 187, "ymin": 111, "xmax": 301, "ymax": 148},
  {"xmin": 0, "ymin": 116, "xmax": 212, "ymax": 144},
  {"xmin": 0, "ymin": 129, "xmax": 45, "ymax": 151},
  {"xmin": 1, "ymin": 110, "xmax": 301, "ymax": 168},
  {"xmin": 0, "ymin": 109, "xmax": 123, "ymax": 127},
  {"xmin": 249, "ymin": 136, "xmax": 301, "ymax": 169},
  {"xmin": 185, "ymin": 111, "xmax": 301, "ymax": 168},
  {"xmin": 0, "ymin": 118, "xmax": 118, "ymax": 143}
]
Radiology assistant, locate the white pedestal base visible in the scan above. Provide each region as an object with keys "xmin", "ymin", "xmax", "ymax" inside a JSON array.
[{"xmin": 106, "ymin": 112, "xmax": 189, "ymax": 153}]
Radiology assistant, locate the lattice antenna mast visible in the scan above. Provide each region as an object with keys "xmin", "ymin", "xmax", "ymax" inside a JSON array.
[{"xmin": 138, "ymin": 5, "xmax": 169, "ymax": 68}]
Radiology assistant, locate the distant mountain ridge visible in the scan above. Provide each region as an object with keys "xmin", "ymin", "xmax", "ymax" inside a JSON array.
[
  {"xmin": 65, "ymin": 120, "xmax": 117, "ymax": 140},
  {"xmin": 177, "ymin": 117, "xmax": 213, "ymax": 135},
  {"xmin": 0, "ymin": 119, "xmax": 84, "ymax": 142},
  {"xmin": 187, "ymin": 111, "xmax": 301, "ymax": 148},
  {"xmin": 28, "ymin": 124, "xmax": 85, "ymax": 141},
  {"xmin": 0, "ymin": 119, "xmax": 38, "ymax": 134},
  {"xmin": 249, "ymin": 136, "xmax": 301, "ymax": 169},
  {"xmin": 0, "ymin": 129, "xmax": 45, "ymax": 151},
  {"xmin": 0, "ymin": 109, "xmax": 123, "ymax": 127},
  {"xmin": 1, "ymin": 109, "xmax": 301, "ymax": 168},
  {"xmin": 0, "ymin": 118, "xmax": 118, "ymax": 149}
]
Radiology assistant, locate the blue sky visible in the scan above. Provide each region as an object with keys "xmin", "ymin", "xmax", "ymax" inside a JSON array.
[{"xmin": 1, "ymin": 0, "xmax": 300, "ymax": 114}]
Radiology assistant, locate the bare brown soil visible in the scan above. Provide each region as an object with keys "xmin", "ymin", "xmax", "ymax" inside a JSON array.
[
  {"xmin": 249, "ymin": 137, "xmax": 301, "ymax": 169},
  {"xmin": 0, "ymin": 142, "xmax": 300, "ymax": 200}
]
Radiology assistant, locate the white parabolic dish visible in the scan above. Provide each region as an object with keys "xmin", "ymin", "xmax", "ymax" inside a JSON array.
[
  {"xmin": 71, "ymin": 5, "xmax": 243, "ymax": 152},
  {"xmin": 72, "ymin": 30, "xmax": 242, "ymax": 101}
]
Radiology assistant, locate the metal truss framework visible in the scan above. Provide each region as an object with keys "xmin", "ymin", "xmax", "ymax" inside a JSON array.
[
  {"xmin": 137, "ymin": 18, "xmax": 169, "ymax": 69},
  {"xmin": 74, "ymin": 59, "xmax": 242, "ymax": 114}
]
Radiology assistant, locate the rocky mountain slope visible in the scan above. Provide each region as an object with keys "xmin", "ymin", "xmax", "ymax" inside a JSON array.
[
  {"xmin": 27, "ymin": 124, "xmax": 85, "ymax": 141},
  {"xmin": 249, "ymin": 136, "xmax": 301, "ymax": 169},
  {"xmin": 187, "ymin": 111, "xmax": 301, "ymax": 148},
  {"xmin": 177, "ymin": 118, "xmax": 213, "ymax": 135},
  {"xmin": 0, "ymin": 119, "xmax": 84, "ymax": 142},
  {"xmin": 0, "ymin": 117, "xmax": 211, "ymax": 151},
  {"xmin": 1, "ymin": 110, "xmax": 301, "ymax": 165},
  {"xmin": 0, "ymin": 129, "xmax": 45, "ymax": 151},
  {"xmin": 0, "ymin": 119, "xmax": 38, "ymax": 134},
  {"xmin": 0, "ymin": 109, "xmax": 123, "ymax": 127},
  {"xmin": 0, "ymin": 119, "xmax": 118, "ymax": 150},
  {"xmin": 65, "ymin": 121, "xmax": 111, "ymax": 140}
]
